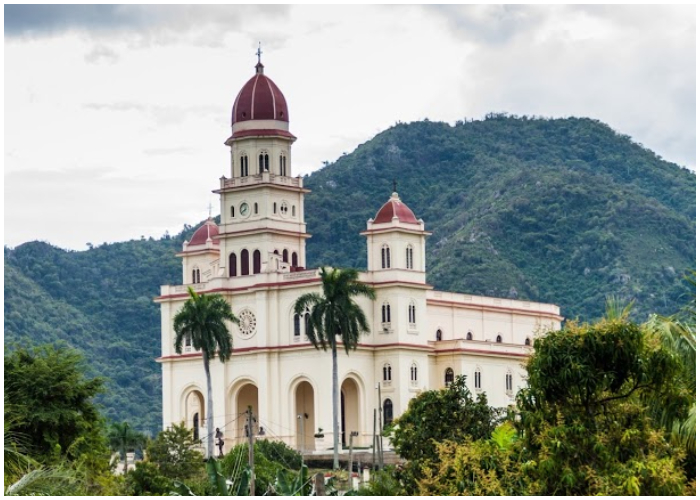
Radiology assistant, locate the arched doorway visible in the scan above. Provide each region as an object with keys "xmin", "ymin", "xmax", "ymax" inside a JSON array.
[
  {"xmin": 235, "ymin": 383, "xmax": 259, "ymax": 445},
  {"xmin": 340, "ymin": 378, "xmax": 360, "ymax": 447},
  {"xmin": 294, "ymin": 381, "xmax": 315, "ymax": 452},
  {"xmin": 184, "ymin": 389, "xmax": 205, "ymax": 444}
]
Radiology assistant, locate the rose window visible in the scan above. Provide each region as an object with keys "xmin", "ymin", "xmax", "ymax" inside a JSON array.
[{"xmin": 238, "ymin": 309, "xmax": 257, "ymax": 338}]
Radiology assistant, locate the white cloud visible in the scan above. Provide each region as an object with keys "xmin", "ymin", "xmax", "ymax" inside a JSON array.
[{"xmin": 4, "ymin": 5, "xmax": 695, "ymax": 250}]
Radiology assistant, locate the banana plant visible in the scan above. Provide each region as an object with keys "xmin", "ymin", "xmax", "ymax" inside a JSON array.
[
  {"xmin": 272, "ymin": 463, "xmax": 311, "ymax": 496},
  {"xmin": 172, "ymin": 457, "xmax": 251, "ymax": 496}
]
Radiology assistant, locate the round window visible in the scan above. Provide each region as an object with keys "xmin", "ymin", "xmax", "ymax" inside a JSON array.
[{"xmin": 237, "ymin": 309, "xmax": 257, "ymax": 338}]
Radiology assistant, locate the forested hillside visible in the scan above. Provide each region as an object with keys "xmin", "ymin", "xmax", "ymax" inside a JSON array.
[
  {"xmin": 304, "ymin": 115, "xmax": 695, "ymax": 320},
  {"xmin": 4, "ymin": 115, "xmax": 695, "ymax": 433}
]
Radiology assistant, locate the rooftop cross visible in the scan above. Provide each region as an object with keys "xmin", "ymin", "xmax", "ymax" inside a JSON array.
[
  {"xmin": 207, "ymin": 201, "xmax": 213, "ymax": 219},
  {"xmin": 392, "ymin": 179, "xmax": 397, "ymax": 193},
  {"xmin": 256, "ymin": 42, "xmax": 262, "ymax": 64}
]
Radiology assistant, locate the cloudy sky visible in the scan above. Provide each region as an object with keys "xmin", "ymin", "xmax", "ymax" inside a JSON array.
[{"xmin": 5, "ymin": 4, "xmax": 696, "ymax": 250}]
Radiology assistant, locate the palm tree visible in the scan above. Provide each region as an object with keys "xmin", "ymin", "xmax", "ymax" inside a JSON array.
[
  {"xmin": 107, "ymin": 421, "xmax": 145, "ymax": 474},
  {"xmin": 293, "ymin": 267, "xmax": 376, "ymax": 469},
  {"xmin": 174, "ymin": 287, "xmax": 238, "ymax": 459},
  {"xmin": 644, "ymin": 272, "xmax": 696, "ymax": 452}
]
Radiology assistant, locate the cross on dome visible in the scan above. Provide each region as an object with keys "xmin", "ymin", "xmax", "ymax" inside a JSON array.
[{"xmin": 255, "ymin": 42, "xmax": 264, "ymax": 74}]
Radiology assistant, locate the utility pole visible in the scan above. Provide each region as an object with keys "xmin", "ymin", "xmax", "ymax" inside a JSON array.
[
  {"xmin": 297, "ymin": 414, "xmax": 306, "ymax": 455},
  {"xmin": 247, "ymin": 406, "xmax": 255, "ymax": 496},
  {"xmin": 348, "ymin": 431, "xmax": 358, "ymax": 488},
  {"xmin": 376, "ymin": 383, "xmax": 384, "ymax": 468},
  {"xmin": 372, "ymin": 409, "xmax": 377, "ymax": 471}
]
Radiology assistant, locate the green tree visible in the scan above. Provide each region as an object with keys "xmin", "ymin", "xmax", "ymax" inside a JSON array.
[
  {"xmin": 4, "ymin": 344, "xmax": 106, "ymax": 463},
  {"xmin": 515, "ymin": 317, "xmax": 688, "ymax": 495},
  {"xmin": 107, "ymin": 421, "xmax": 146, "ymax": 474},
  {"xmin": 174, "ymin": 287, "xmax": 238, "ymax": 458},
  {"xmin": 293, "ymin": 267, "xmax": 376, "ymax": 469},
  {"xmin": 389, "ymin": 375, "xmax": 500, "ymax": 493},
  {"xmin": 145, "ymin": 422, "xmax": 204, "ymax": 481}
]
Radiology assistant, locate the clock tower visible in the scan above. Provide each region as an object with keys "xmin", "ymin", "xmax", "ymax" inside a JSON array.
[{"xmin": 214, "ymin": 57, "xmax": 310, "ymax": 278}]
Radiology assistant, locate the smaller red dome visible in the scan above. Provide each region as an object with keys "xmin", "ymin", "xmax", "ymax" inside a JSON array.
[
  {"xmin": 188, "ymin": 218, "xmax": 220, "ymax": 246},
  {"xmin": 373, "ymin": 192, "xmax": 419, "ymax": 225}
]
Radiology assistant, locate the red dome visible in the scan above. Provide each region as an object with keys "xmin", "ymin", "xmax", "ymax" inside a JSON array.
[
  {"xmin": 232, "ymin": 63, "xmax": 289, "ymax": 125},
  {"xmin": 373, "ymin": 193, "xmax": 419, "ymax": 225},
  {"xmin": 188, "ymin": 219, "xmax": 219, "ymax": 246}
]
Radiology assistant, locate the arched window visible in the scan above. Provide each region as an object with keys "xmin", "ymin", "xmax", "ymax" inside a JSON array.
[
  {"xmin": 474, "ymin": 367, "xmax": 482, "ymax": 390},
  {"xmin": 291, "ymin": 252, "xmax": 298, "ymax": 268},
  {"xmin": 408, "ymin": 302, "xmax": 416, "ymax": 325},
  {"xmin": 229, "ymin": 253, "xmax": 237, "ymax": 277},
  {"xmin": 304, "ymin": 312, "xmax": 310, "ymax": 336},
  {"xmin": 283, "ymin": 249, "xmax": 289, "ymax": 263},
  {"xmin": 444, "ymin": 367, "xmax": 454, "ymax": 386},
  {"xmin": 231, "ymin": 205, "xmax": 235, "ymax": 218},
  {"xmin": 253, "ymin": 250, "xmax": 261, "ymax": 274},
  {"xmin": 381, "ymin": 302, "xmax": 391, "ymax": 324},
  {"xmin": 293, "ymin": 314, "xmax": 301, "ymax": 337},
  {"xmin": 280, "ymin": 154, "xmax": 287, "ymax": 176},
  {"xmin": 436, "ymin": 329, "xmax": 442, "ymax": 341},
  {"xmin": 240, "ymin": 155, "xmax": 249, "ymax": 177},
  {"xmin": 505, "ymin": 370, "xmax": 513, "ymax": 394},
  {"xmin": 192, "ymin": 267, "xmax": 200, "ymax": 284},
  {"xmin": 383, "ymin": 363, "xmax": 392, "ymax": 382},
  {"xmin": 254, "ymin": 202, "xmax": 258, "ymax": 215},
  {"xmin": 292, "ymin": 205, "xmax": 296, "ymax": 217},
  {"xmin": 406, "ymin": 244, "xmax": 414, "ymax": 269},
  {"xmin": 496, "ymin": 335, "xmax": 503, "ymax": 343},
  {"xmin": 525, "ymin": 337, "xmax": 531, "ymax": 346},
  {"xmin": 383, "ymin": 399, "xmax": 393, "ymax": 428},
  {"xmin": 241, "ymin": 249, "xmax": 250, "ymax": 276},
  {"xmin": 467, "ymin": 331, "xmax": 473, "ymax": 341},
  {"xmin": 273, "ymin": 202, "xmax": 277, "ymax": 214},
  {"xmin": 184, "ymin": 334, "xmax": 192, "ymax": 348},
  {"xmin": 410, "ymin": 363, "xmax": 418, "ymax": 384},
  {"xmin": 381, "ymin": 244, "xmax": 391, "ymax": 269},
  {"xmin": 193, "ymin": 413, "xmax": 200, "ymax": 441},
  {"xmin": 259, "ymin": 151, "xmax": 269, "ymax": 173}
]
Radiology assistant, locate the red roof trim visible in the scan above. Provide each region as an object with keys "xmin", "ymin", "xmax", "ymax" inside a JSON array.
[
  {"xmin": 155, "ymin": 277, "xmax": 321, "ymax": 301},
  {"xmin": 229, "ymin": 129, "xmax": 296, "ymax": 140},
  {"xmin": 432, "ymin": 347, "xmax": 531, "ymax": 358}
]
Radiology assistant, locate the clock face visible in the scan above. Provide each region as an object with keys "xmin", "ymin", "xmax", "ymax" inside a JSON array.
[{"xmin": 240, "ymin": 202, "xmax": 250, "ymax": 217}]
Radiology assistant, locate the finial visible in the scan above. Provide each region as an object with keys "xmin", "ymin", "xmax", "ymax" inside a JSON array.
[
  {"xmin": 255, "ymin": 42, "xmax": 264, "ymax": 74},
  {"xmin": 207, "ymin": 201, "xmax": 213, "ymax": 219},
  {"xmin": 392, "ymin": 179, "xmax": 397, "ymax": 193}
]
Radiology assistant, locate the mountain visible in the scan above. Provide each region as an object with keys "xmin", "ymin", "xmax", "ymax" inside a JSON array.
[{"xmin": 4, "ymin": 115, "xmax": 695, "ymax": 432}]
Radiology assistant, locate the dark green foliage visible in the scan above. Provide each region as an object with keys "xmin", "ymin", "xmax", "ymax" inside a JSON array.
[
  {"xmin": 4, "ymin": 117, "xmax": 695, "ymax": 442},
  {"xmin": 221, "ymin": 441, "xmax": 301, "ymax": 496},
  {"xmin": 354, "ymin": 467, "xmax": 405, "ymax": 496},
  {"xmin": 416, "ymin": 317, "xmax": 691, "ymax": 495},
  {"xmin": 4, "ymin": 344, "xmax": 107, "ymax": 463},
  {"xmin": 4, "ymin": 225, "xmax": 192, "ymax": 434},
  {"xmin": 126, "ymin": 461, "xmax": 173, "ymax": 496},
  {"xmin": 145, "ymin": 422, "xmax": 204, "ymax": 481},
  {"xmin": 389, "ymin": 375, "xmax": 501, "ymax": 493},
  {"xmin": 390, "ymin": 375, "xmax": 500, "ymax": 463}
]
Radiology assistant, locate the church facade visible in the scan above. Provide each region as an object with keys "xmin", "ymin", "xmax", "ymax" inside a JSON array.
[{"xmin": 156, "ymin": 59, "xmax": 562, "ymax": 454}]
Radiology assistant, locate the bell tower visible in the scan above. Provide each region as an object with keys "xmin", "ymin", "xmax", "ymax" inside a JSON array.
[{"xmin": 214, "ymin": 54, "xmax": 310, "ymax": 278}]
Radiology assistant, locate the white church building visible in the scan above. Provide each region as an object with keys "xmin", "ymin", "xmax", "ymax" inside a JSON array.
[{"xmin": 156, "ymin": 58, "xmax": 562, "ymax": 454}]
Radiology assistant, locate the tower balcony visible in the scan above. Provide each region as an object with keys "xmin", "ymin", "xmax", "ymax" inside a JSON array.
[{"xmin": 217, "ymin": 172, "xmax": 305, "ymax": 192}]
